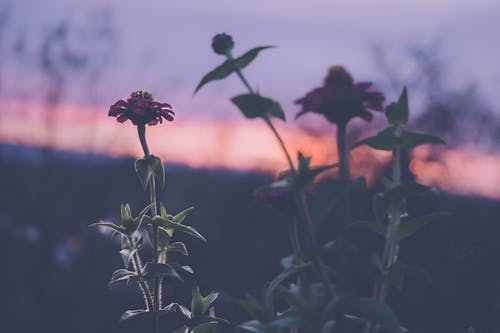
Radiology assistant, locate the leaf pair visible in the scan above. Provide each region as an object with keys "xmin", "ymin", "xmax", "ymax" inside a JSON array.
[{"xmin": 348, "ymin": 211, "xmax": 450, "ymax": 241}]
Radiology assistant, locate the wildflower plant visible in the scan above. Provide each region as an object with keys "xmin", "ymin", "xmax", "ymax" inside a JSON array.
[
  {"xmin": 196, "ymin": 34, "xmax": 405, "ymax": 333},
  {"xmin": 92, "ymin": 91, "xmax": 226, "ymax": 333},
  {"xmin": 350, "ymin": 87, "xmax": 449, "ymax": 333}
]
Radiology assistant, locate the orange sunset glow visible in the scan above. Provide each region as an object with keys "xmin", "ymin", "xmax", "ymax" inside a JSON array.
[{"xmin": 1, "ymin": 98, "xmax": 499, "ymax": 199}]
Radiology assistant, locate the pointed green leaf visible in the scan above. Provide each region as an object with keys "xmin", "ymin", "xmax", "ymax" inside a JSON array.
[
  {"xmin": 142, "ymin": 263, "xmax": 182, "ymax": 282},
  {"xmin": 121, "ymin": 204, "xmax": 133, "ymax": 226},
  {"xmin": 108, "ymin": 269, "xmax": 137, "ymax": 288},
  {"xmin": 388, "ymin": 262, "xmax": 432, "ymax": 290},
  {"xmin": 157, "ymin": 227, "xmax": 171, "ymax": 249},
  {"xmin": 89, "ymin": 222, "xmax": 127, "ymax": 236},
  {"xmin": 386, "ymin": 87, "xmax": 409, "ymax": 125},
  {"xmin": 153, "ymin": 216, "xmax": 206, "ymax": 241},
  {"xmin": 194, "ymin": 46, "xmax": 274, "ymax": 94},
  {"xmin": 173, "ymin": 206, "xmax": 195, "ymax": 224},
  {"xmin": 134, "ymin": 158, "xmax": 152, "ymax": 191},
  {"xmin": 347, "ymin": 220, "xmax": 387, "ymax": 238},
  {"xmin": 201, "ymin": 292, "xmax": 219, "ymax": 314},
  {"xmin": 163, "ymin": 302, "xmax": 192, "ymax": 319},
  {"xmin": 119, "ymin": 248, "xmax": 138, "ymax": 269},
  {"xmin": 192, "ymin": 285, "xmax": 204, "ymax": 315},
  {"xmin": 351, "ymin": 127, "xmax": 399, "ymax": 151},
  {"xmin": 343, "ymin": 298, "xmax": 403, "ymax": 333},
  {"xmin": 119, "ymin": 309, "xmax": 150, "ymax": 322},
  {"xmin": 265, "ymin": 263, "xmax": 309, "ymax": 304},
  {"xmin": 400, "ymin": 130, "xmax": 446, "ymax": 150},
  {"xmin": 238, "ymin": 320, "xmax": 266, "ymax": 333},
  {"xmin": 168, "ymin": 242, "xmax": 189, "ymax": 256},
  {"xmin": 397, "ymin": 212, "xmax": 450, "ymax": 240},
  {"xmin": 171, "ymin": 262, "xmax": 194, "ymax": 274},
  {"xmin": 160, "ymin": 202, "xmax": 168, "ymax": 218},
  {"xmin": 231, "ymin": 94, "xmax": 285, "ymax": 121}
]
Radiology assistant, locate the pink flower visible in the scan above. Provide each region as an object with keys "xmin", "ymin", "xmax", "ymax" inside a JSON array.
[
  {"xmin": 109, "ymin": 91, "xmax": 174, "ymax": 126},
  {"xmin": 295, "ymin": 66, "xmax": 385, "ymax": 125}
]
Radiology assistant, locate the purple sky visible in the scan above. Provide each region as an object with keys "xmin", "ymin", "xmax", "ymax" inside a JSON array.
[{"xmin": 2, "ymin": 0, "xmax": 500, "ymax": 120}]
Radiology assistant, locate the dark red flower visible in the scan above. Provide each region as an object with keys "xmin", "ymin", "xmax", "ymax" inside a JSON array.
[
  {"xmin": 295, "ymin": 66, "xmax": 385, "ymax": 125},
  {"xmin": 109, "ymin": 91, "xmax": 174, "ymax": 126}
]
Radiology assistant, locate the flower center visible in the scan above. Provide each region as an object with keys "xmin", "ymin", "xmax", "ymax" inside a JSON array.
[
  {"xmin": 129, "ymin": 90, "xmax": 154, "ymax": 100},
  {"xmin": 324, "ymin": 66, "xmax": 354, "ymax": 87}
]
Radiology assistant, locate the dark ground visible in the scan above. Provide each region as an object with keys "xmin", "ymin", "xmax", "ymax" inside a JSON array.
[{"xmin": 0, "ymin": 144, "xmax": 499, "ymax": 333}]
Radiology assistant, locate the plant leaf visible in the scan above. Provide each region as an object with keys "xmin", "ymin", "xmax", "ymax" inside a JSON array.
[
  {"xmin": 108, "ymin": 269, "xmax": 137, "ymax": 288},
  {"xmin": 194, "ymin": 46, "xmax": 274, "ymax": 94},
  {"xmin": 89, "ymin": 222, "xmax": 126, "ymax": 236},
  {"xmin": 342, "ymin": 298, "xmax": 403, "ymax": 333},
  {"xmin": 142, "ymin": 263, "xmax": 182, "ymax": 282},
  {"xmin": 171, "ymin": 262, "xmax": 195, "ymax": 275},
  {"xmin": 231, "ymin": 93, "xmax": 285, "ymax": 121},
  {"xmin": 150, "ymin": 155, "xmax": 165, "ymax": 189},
  {"xmin": 400, "ymin": 130, "xmax": 446, "ymax": 150},
  {"xmin": 173, "ymin": 206, "xmax": 195, "ymax": 224},
  {"xmin": 134, "ymin": 158, "xmax": 152, "ymax": 191},
  {"xmin": 153, "ymin": 216, "xmax": 206, "ymax": 241},
  {"xmin": 397, "ymin": 212, "xmax": 450, "ymax": 240},
  {"xmin": 119, "ymin": 248, "xmax": 138, "ymax": 269},
  {"xmin": 168, "ymin": 242, "xmax": 189, "ymax": 256},
  {"xmin": 346, "ymin": 220, "xmax": 387, "ymax": 238},
  {"xmin": 163, "ymin": 302, "xmax": 192, "ymax": 319},
  {"xmin": 238, "ymin": 320, "xmax": 266, "ymax": 333},
  {"xmin": 119, "ymin": 309, "xmax": 150, "ymax": 322},
  {"xmin": 388, "ymin": 262, "xmax": 432, "ymax": 290},
  {"xmin": 386, "ymin": 87, "xmax": 409, "ymax": 125}
]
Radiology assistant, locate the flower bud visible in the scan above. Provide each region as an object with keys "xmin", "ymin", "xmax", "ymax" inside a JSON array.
[{"xmin": 211, "ymin": 33, "xmax": 234, "ymax": 55}]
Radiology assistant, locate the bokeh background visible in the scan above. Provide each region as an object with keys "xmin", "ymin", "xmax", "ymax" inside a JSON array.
[{"xmin": 0, "ymin": 1, "xmax": 499, "ymax": 332}]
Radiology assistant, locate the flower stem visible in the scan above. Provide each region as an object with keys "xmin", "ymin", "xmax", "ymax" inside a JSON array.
[
  {"xmin": 295, "ymin": 191, "xmax": 333, "ymax": 297},
  {"xmin": 366, "ymin": 129, "xmax": 402, "ymax": 333},
  {"xmin": 336, "ymin": 122, "xmax": 351, "ymax": 227},
  {"xmin": 226, "ymin": 52, "xmax": 296, "ymax": 174},
  {"xmin": 336, "ymin": 122, "xmax": 349, "ymax": 181},
  {"xmin": 227, "ymin": 52, "xmax": 332, "ymax": 295},
  {"xmin": 130, "ymin": 238, "xmax": 154, "ymax": 311},
  {"xmin": 137, "ymin": 125, "xmax": 161, "ymax": 333}
]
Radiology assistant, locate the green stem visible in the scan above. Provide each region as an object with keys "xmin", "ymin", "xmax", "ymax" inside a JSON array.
[
  {"xmin": 336, "ymin": 122, "xmax": 349, "ymax": 181},
  {"xmin": 366, "ymin": 129, "xmax": 402, "ymax": 333},
  {"xmin": 130, "ymin": 241, "xmax": 154, "ymax": 311},
  {"xmin": 227, "ymin": 52, "xmax": 332, "ymax": 296},
  {"xmin": 226, "ymin": 52, "xmax": 296, "ymax": 174},
  {"xmin": 336, "ymin": 122, "xmax": 351, "ymax": 227},
  {"xmin": 295, "ymin": 191, "xmax": 333, "ymax": 297},
  {"xmin": 137, "ymin": 125, "xmax": 161, "ymax": 333}
]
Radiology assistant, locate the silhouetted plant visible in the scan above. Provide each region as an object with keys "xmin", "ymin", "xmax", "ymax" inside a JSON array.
[
  {"xmin": 92, "ymin": 91, "xmax": 226, "ymax": 333},
  {"xmin": 197, "ymin": 34, "xmax": 405, "ymax": 333},
  {"xmin": 350, "ymin": 87, "xmax": 448, "ymax": 333}
]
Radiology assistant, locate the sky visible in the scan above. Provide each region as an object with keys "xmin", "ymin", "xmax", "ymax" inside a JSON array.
[{"xmin": 0, "ymin": 0, "xmax": 499, "ymax": 198}]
